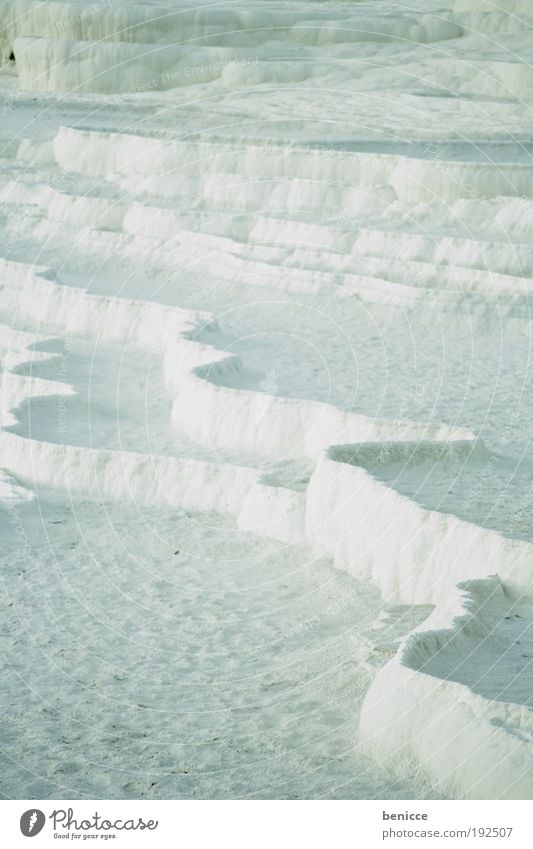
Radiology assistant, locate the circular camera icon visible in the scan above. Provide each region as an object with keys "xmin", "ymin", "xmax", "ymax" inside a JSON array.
[{"xmin": 20, "ymin": 810, "xmax": 46, "ymax": 837}]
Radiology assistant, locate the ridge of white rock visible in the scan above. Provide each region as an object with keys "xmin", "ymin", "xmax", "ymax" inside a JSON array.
[{"xmin": 361, "ymin": 579, "xmax": 533, "ymax": 799}]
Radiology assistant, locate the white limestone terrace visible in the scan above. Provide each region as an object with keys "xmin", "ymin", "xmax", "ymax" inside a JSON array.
[{"xmin": 0, "ymin": 0, "xmax": 532, "ymax": 800}]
